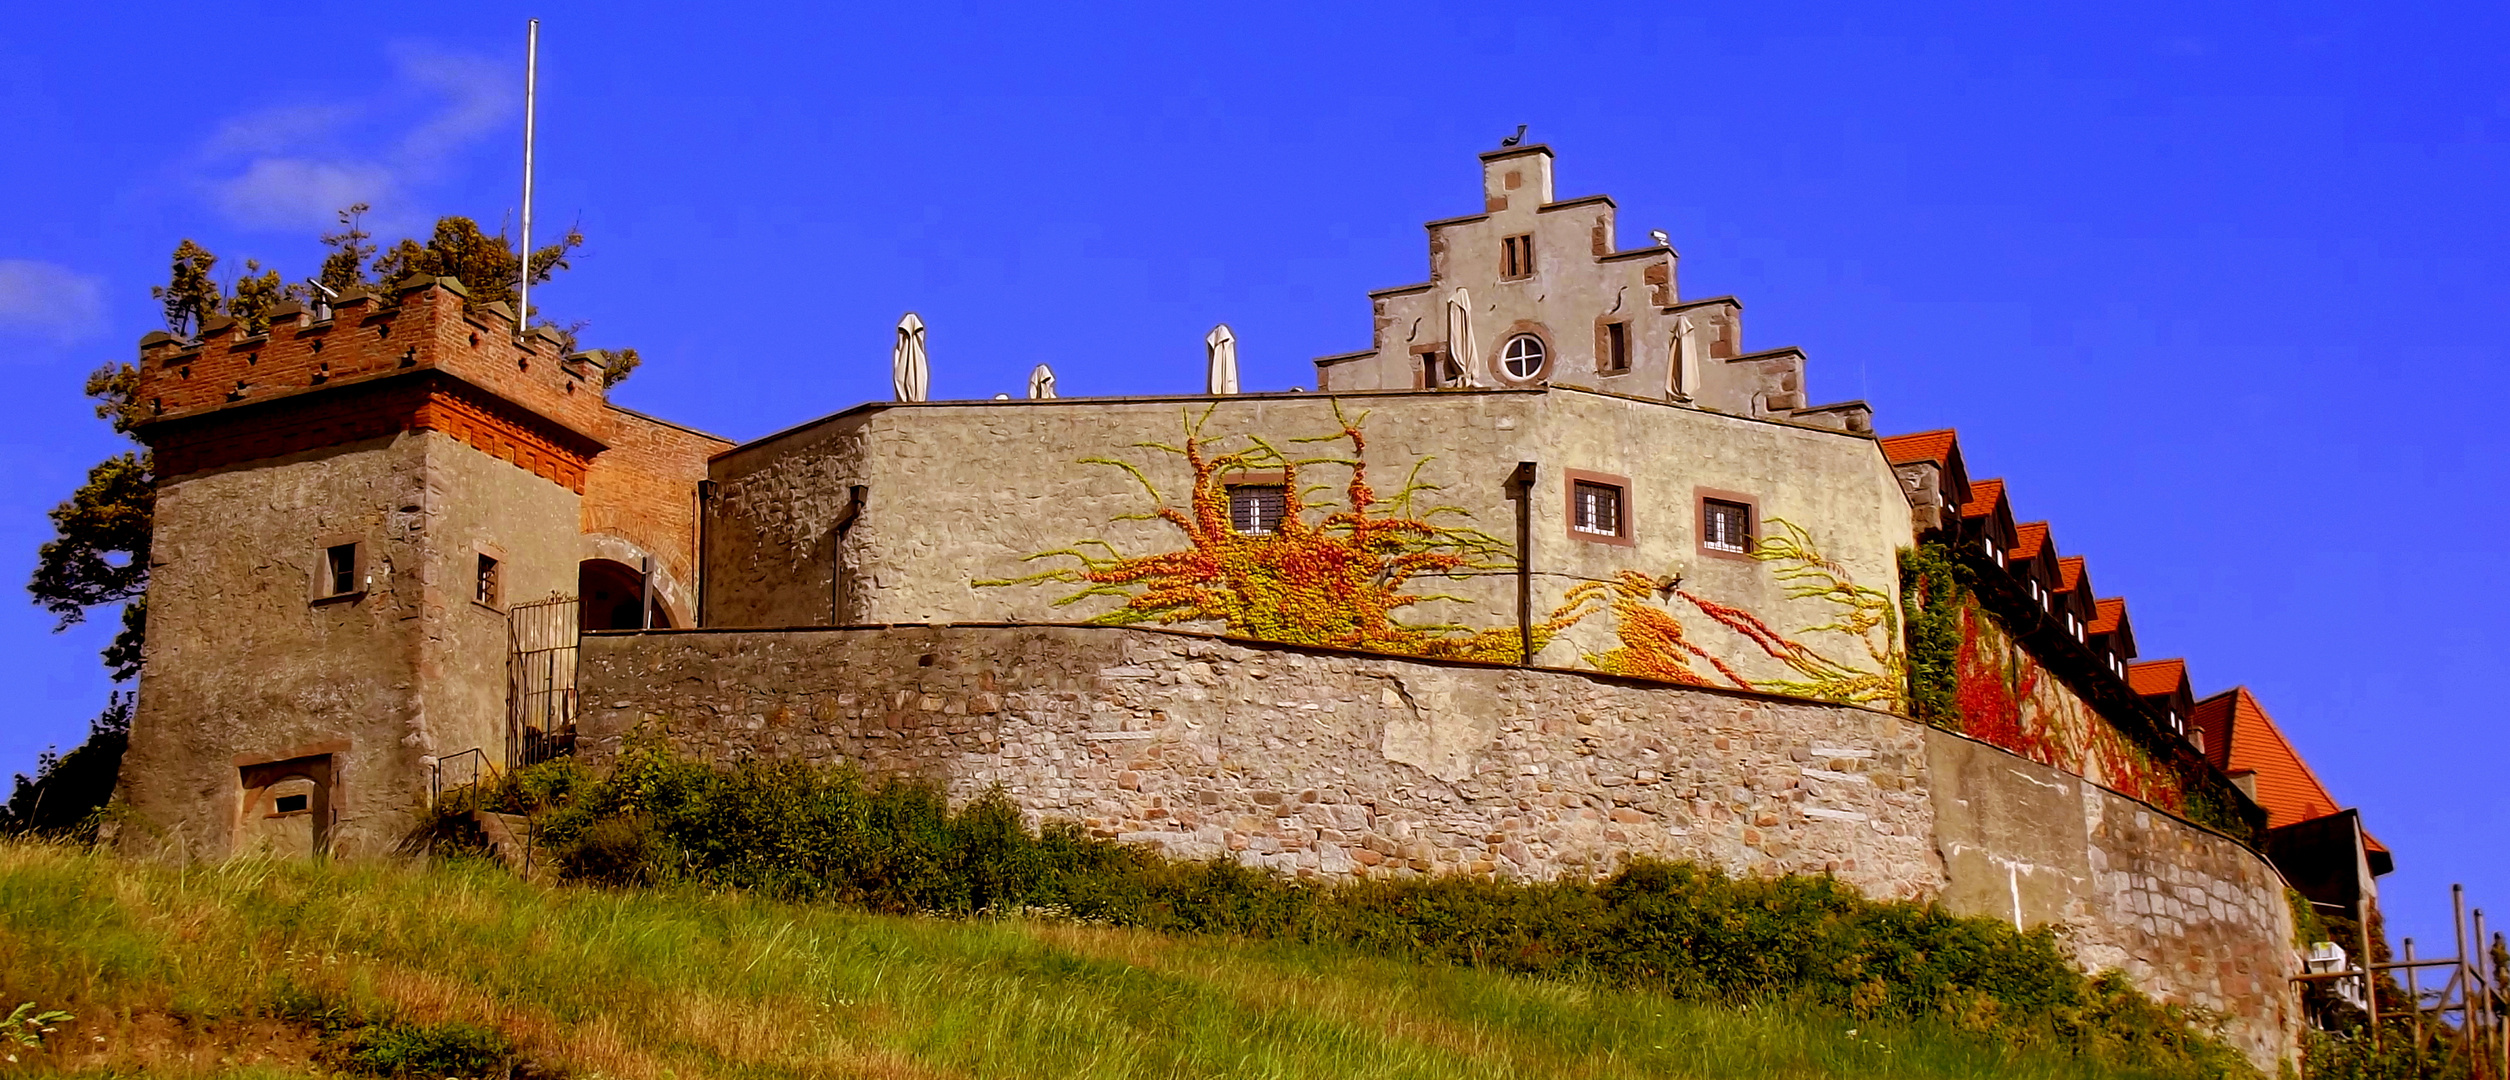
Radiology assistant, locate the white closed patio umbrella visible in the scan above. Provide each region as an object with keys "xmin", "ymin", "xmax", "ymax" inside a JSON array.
[
  {"xmin": 1205, "ymin": 323, "xmax": 1240, "ymax": 395},
  {"xmin": 1444, "ymin": 287, "xmax": 1479, "ymax": 386},
  {"xmin": 892, "ymin": 312, "xmax": 929, "ymax": 402},
  {"xmin": 1028, "ymin": 363, "xmax": 1057, "ymax": 399}
]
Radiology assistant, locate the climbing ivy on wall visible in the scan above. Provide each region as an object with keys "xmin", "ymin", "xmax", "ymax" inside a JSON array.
[
  {"xmin": 978, "ymin": 404, "xmax": 1556, "ymax": 662},
  {"xmin": 1898, "ymin": 543, "xmax": 1969, "ymax": 730},
  {"xmin": 1897, "ymin": 539, "xmax": 2260, "ymax": 837},
  {"xmin": 981, "ymin": 407, "xmax": 1909, "ymax": 707},
  {"xmin": 1560, "ymin": 522, "xmax": 1906, "ymax": 712}
]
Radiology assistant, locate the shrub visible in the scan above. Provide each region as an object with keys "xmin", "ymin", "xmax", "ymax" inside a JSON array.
[
  {"xmin": 272, "ymin": 982, "xmax": 521, "ymax": 1079},
  {"xmin": 554, "ymin": 812, "xmax": 667, "ymax": 887},
  {"xmin": 329, "ymin": 1020, "xmax": 515, "ymax": 1079},
  {"xmin": 481, "ymin": 748, "xmax": 2249, "ymax": 1075}
]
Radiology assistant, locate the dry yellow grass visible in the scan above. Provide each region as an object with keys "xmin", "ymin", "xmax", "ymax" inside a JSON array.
[{"xmin": 0, "ymin": 841, "xmax": 2231, "ymax": 1079}]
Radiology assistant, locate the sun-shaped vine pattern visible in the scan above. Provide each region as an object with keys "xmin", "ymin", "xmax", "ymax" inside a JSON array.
[
  {"xmin": 1558, "ymin": 520, "xmax": 1907, "ymax": 712},
  {"xmin": 981, "ymin": 410, "xmax": 1903, "ymax": 706},
  {"xmin": 979, "ymin": 404, "xmax": 1568, "ymax": 662}
]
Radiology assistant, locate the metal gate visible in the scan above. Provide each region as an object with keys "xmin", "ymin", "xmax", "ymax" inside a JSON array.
[{"xmin": 507, "ymin": 594, "xmax": 580, "ymax": 769}]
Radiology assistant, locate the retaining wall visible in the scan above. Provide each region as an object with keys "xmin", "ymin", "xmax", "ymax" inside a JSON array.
[{"xmin": 576, "ymin": 623, "xmax": 2297, "ymax": 1069}]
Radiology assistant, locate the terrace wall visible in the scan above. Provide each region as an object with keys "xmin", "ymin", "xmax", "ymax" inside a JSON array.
[{"xmin": 575, "ymin": 622, "xmax": 2298, "ymax": 1070}]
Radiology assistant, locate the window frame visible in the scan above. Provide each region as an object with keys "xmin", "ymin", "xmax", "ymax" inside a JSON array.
[
  {"xmin": 311, "ymin": 535, "xmax": 367, "ymax": 603},
  {"xmin": 1563, "ymin": 469, "xmax": 1635, "ymax": 547},
  {"xmin": 473, "ymin": 544, "xmax": 506, "ymax": 611},
  {"xmin": 1596, "ymin": 318, "xmax": 1630, "ymax": 375},
  {"xmin": 1499, "ymin": 233, "xmax": 1535, "ymax": 280},
  {"xmin": 1499, "ymin": 335, "xmax": 1546, "ymax": 380},
  {"xmin": 1489, "ymin": 327, "xmax": 1553, "ymax": 386},
  {"xmin": 1695, "ymin": 488, "xmax": 1759, "ymax": 561},
  {"xmin": 1223, "ymin": 469, "xmax": 1292, "ymax": 536}
]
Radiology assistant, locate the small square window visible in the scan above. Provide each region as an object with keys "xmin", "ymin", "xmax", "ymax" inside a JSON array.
[
  {"xmin": 274, "ymin": 793, "xmax": 309, "ymax": 814},
  {"xmin": 1703, "ymin": 498, "xmax": 1752, "ymax": 554},
  {"xmin": 1572, "ymin": 481, "xmax": 1623, "ymax": 537},
  {"xmin": 1228, "ymin": 485, "xmax": 1288, "ymax": 534},
  {"xmin": 475, "ymin": 553, "xmax": 501, "ymax": 607},
  {"xmin": 324, "ymin": 543, "xmax": 359, "ymax": 597},
  {"xmin": 1500, "ymin": 234, "xmax": 1535, "ymax": 279},
  {"xmin": 1602, "ymin": 322, "xmax": 1629, "ymax": 373}
]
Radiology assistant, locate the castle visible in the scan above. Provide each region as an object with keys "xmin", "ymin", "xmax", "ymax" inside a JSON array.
[{"xmin": 114, "ymin": 144, "xmax": 2387, "ymax": 1069}]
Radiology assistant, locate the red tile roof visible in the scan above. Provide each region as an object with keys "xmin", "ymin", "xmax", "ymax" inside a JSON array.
[
  {"xmin": 2014, "ymin": 521, "xmax": 2050, "ymax": 561},
  {"xmin": 2057, "ymin": 556, "xmax": 2086, "ymax": 593},
  {"xmin": 2088, "ymin": 597, "xmax": 2126, "ymax": 635},
  {"xmin": 1960, "ymin": 478, "xmax": 2006, "ymax": 519},
  {"xmin": 1880, "ymin": 430, "xmax": 1958, "ymax": 466},
  {"xmin": 2127, "ymin": 658, "xmax": 2187, "ymax": 698},
  {"xmin": 2189, "ymin": 688, "xmax": 2386, "ymax": 852}
]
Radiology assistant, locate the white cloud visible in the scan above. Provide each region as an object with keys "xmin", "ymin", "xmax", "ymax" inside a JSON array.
[
  {"xmin": 0, "ymin": 260, "xmax": 106, "ymax": 345},
  {"xmin": 212, "ymin": 158, "xmax": 398, "ymax": 231},
  {"xmin": 194, "ymin": 43, "xmax": 518, "ymax": 232},
  {"xmin": 201, "ymin": 103, "xmax": 361, "ymax": 159},
  {"xmin": 392, "ymin": 47, "xmax": 515, "ymax": 165}
]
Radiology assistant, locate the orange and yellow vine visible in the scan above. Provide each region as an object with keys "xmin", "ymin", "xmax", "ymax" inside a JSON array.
[
  {"xmin": 1558, "ymin": 520, "xmax": 1906, "ymax": 711},
  {"xmin": 979, "ymin": 405, "xmax": 1551, "ymax": 661},
  {"xmin": 982, "ymin": 410, "xmax": 1900, "ymax": 707}
]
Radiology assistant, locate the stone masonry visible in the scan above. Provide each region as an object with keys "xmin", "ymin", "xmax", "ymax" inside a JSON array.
[{"xmin": 577, "ymin": 622, "xmax": 2297, "ymax": 1070}]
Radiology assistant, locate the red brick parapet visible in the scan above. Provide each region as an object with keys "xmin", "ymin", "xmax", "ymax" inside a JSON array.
[{"xmin": 133, "ymin": 276, "xmax": 616, "ymax": 488}]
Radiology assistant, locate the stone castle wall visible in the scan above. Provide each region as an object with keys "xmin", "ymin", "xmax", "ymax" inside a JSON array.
[
  {"xmin": 576, "ymin": 622, "xmax": 2296, "ymax": 1069},
  {"xmin": 702, "ymin": 388, "xmax": 1913, "ymax": 699}
]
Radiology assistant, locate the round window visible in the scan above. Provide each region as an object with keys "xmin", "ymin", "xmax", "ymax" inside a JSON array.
[{"xmin": 1499, "ymin": 334, "xmax": 1547, "ymax": 380}]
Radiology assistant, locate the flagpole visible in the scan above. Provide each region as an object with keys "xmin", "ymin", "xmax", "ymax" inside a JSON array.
[{"xmin": 518, "ymin": 18, "xmax": 539, "ymax": 343}]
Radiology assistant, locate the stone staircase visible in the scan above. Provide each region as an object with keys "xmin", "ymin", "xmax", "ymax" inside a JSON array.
[{"xmin": 470, "ymin": 810, "xmax": 547, "ymax": 882}]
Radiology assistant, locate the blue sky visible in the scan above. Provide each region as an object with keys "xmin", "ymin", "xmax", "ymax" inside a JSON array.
[{"xmin": 3, "ymin": 2, "xmax": 2504, "ymax": 952}]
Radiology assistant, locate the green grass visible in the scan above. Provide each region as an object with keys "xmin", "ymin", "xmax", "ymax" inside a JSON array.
[{"xmin": 0, "ymin": 840, "xmax": 2239, "ymax": 1079}]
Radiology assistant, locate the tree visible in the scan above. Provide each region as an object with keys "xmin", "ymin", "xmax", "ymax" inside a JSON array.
[
  {"xmin": 32, "ymin": 212, "xmax": 629, "ymax": 686},
  {"xmin": 601, "ymin": 347, "xmax": 642, "ymax": 388},
  {"xmin": 29, "ymin": 451, "xmax": 152, "ymax": 682},
  {"xmin": 371, "ymin": 215, "xmax": 584, "ymax": 319},
  {"xmin": 226, "ymin": 259, "xmax": 286, "ymax": 335},
  {"xmin": 3, "ymin": 694, "xmax": 131, "ymax": 836},
  {"xmin": 148, "ymin": 239, "xmax": 219, "ymax": 336},
  {"xmin": 309, "ymin": 202, "xmax": 376, "ymax": 296}
]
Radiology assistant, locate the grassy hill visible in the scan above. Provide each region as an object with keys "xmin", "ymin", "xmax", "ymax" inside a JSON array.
[{"xmin": 0, "ymin": 840, "xmax": 2246, "ymax": 1080}]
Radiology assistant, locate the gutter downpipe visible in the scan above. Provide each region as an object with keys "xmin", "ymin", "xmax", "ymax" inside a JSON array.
[{"xmin": 1508, "ymin": 461, "xmax": 1537, "ymax": 666}]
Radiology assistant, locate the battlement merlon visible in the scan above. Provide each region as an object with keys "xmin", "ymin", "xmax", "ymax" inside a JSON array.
[{"xmin": 131, "ymin": 275, "xmax": 613, "ymax": 447}]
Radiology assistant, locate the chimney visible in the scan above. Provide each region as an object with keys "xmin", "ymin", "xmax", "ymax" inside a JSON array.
[{"xmin": 1480, "ymin": 144, "xmax": 1554, "ymax": 213}]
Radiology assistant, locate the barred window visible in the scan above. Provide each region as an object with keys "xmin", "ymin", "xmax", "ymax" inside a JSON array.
[
  {"xmin": 1229, "ymin": 485, "xmax": 1288, "ymax": 534},
  {"xmin": 475, "ymin": 554, "xmax": 501, "ymax": 607},
  {"xmin": 1703, "ymin": 498, "xmax": 1752, "ymax": 554},
  {"xmin": 1572, "ymin": 481, "xmax": 1623, "ymax": 537}
]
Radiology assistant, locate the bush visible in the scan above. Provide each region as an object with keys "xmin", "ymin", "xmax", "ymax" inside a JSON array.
[
  {"xmin": 330, "ymin": 1020, "xmax": 515, "ymax": 1079},
  {"xmin": 482, "ymin": 748, "xmax": 2248, "ymax": 1075},
  {"xmin": 273, "ymin": 982, "xmax": 520, "ymax": 1079},
  {"xmin": 555, "ymin": 812, "xmax": 666, "ymax": 887}
]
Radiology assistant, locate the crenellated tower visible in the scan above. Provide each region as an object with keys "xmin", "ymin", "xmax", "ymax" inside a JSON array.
[{"xmin": 120, "ymin": 274, "xmax": 726, "ymax": 857}]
